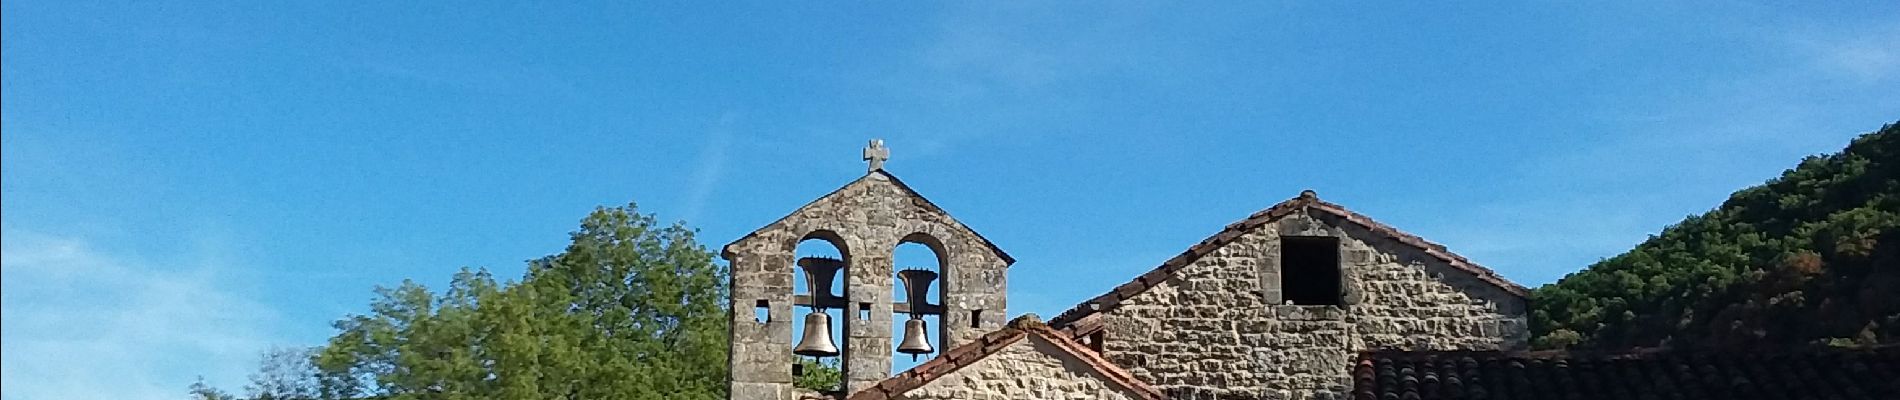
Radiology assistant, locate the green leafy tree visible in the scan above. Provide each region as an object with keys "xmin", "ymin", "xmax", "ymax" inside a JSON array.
[
  {"xmin": 246, "ymin": 346, "xmax": 320, "ymax": 400},
  {"xmin": 311, "ymin": 269, "xmax": 500, "ymax": 399},
  {"xmin": 194, "ymin": 203, "xmax": 848, "ymax": 399},
  {"xmin": 190, "ymin": 377, "xmax": 238, "ymax": 400},
  {"xmin": 1533, "ymin": 122, "xmax": 1900, "ymax": 349},
  {"xmin": 310, "ymin": 204, "xmax": 729, "ymax": 399},
  {"xmin": 793, "ymin": 358, "xmax": 842, "ymax": 392}
]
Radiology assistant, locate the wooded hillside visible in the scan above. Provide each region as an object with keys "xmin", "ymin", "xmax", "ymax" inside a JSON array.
[{"xmin": 1532, "ymin": 122, "xmax": 1900, "ymax": 350}]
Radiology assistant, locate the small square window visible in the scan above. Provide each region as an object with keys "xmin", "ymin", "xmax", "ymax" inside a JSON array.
[
  {"xmin": 754, "ymin": 299, "xmax": 770, "ymax": 323},
  {"xmin": 1281, "ymin": 236, "xmax": 1342, "ymax": 306}
]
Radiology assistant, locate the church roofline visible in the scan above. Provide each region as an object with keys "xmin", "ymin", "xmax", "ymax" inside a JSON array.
[
  {"xmin": 720, "ymin": 169, "xmax": 1016, "ymax": 265},
  {"xmin": 843, "ymin": 315, "xmax": 1165, "ymax": 400},
  {"xmin": 1048, "ymin": 190, "xmax": 1530, "ymax": 329}
]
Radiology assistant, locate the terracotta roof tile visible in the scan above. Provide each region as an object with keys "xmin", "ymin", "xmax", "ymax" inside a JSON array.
[
  {"xmin": 1051, "ymin": 191, "xmax": 1529, "ymax": 329},
  {"xmin": 1353, "ymin": 346, "xmax": 1900, "ymax": 400},
  {"xmin": 844, "ymin": 315, "xmax": 1165, "ymax": 400}
]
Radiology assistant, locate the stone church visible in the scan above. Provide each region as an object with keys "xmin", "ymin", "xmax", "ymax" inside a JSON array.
[{"xmin": 722, "ymin": 142, "xmax": 1898, "ymax": 400}]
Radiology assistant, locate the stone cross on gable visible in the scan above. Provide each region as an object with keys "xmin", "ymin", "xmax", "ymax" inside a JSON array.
[{"xmin": 863, "ymin": 139, "xmax": 889, "ymax": 172}]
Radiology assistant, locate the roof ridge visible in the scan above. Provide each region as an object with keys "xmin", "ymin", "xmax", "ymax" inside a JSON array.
[
  {"xmin": 845, "ymin": 315, "xmax": 1163, "ymax": 400},
  {"xmin": 874, "ymin": 171, "xmax": 1015, "ymax": 264},
  {"xmin": 1049, "ymin": 192, "xmax": 1529, "ymax": 329},
  {"xmin": 721, "ymin": 170, "xmax": 1015, "ymax": 264}
]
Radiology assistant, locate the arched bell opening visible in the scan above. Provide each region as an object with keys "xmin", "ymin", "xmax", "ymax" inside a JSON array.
[
  {"xmin": 891, "ymin": 233, "xmax": 947, "ymax": 372},
  {"xmin": 791, "ymin": 232, "xmax": 848, "ymax": 391}
]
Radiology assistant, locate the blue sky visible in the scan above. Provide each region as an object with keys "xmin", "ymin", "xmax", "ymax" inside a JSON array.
[{"xmin": 4, "ymin": 2, "xmax": 1898, "ymax": 399}]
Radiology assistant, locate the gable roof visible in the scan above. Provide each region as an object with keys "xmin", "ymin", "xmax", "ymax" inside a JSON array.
[
  {"xmin": 1353, "ymin": 345, "xmax": 1900, "ymax": 400},
  {"xmin": 1049, "ymin": 190, "xmax": 1528, "ymax": 329},
  {"xmin": 844, "ymin": 315, "xmax": 1165, "ymax": 400},
  {"xmin": 720, "ymin": 170, "xmax": 1015, "ymax": 265}
]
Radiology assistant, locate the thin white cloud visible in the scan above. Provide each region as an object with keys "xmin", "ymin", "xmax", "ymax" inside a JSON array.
[
  {"xmin": 853, "ymin": 3, "xmax": 1182, "ymax": 154},
  {"xmin": 682, "ymin": 112, "xmax": 738, "ymax": 223},
  {"xmin": 1414, "ymin": 195, "xmax": 1670, "ymax": 286},
  {"xmin": 1790, "ymin": 23, "xmax": 1900, "ymax": 82},
  {"xmin": 1413, "ymin": 18, "xmax": 1900, "ymax": 287},
  {"xmin": 347, "ymin": 54, "xmax": 583, "ymax": 99},
  {"xmin": 1, "ymin": 229, "xmax": 279, "ymax": 400},
  {"xmin": 1821, "ymin": 41, "xmax": 1899, "ymax": 81}
]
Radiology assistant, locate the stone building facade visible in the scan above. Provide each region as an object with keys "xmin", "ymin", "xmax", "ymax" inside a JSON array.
[
  {"xmin": 899, "ymin": 335, "xmax": 1143, "ymax": 400},
  {"xmin": 846, "ymin": 316, "xmax": 1164, "ymax": 400},
  {"xmin": 1044, "ymin": 191, "xmax": 1530, "ymax": 399},
  {"xmin": 723, "ymin": 169, "xmax": 1014, "ymax": 399},
  {"xmin": 725, "ymin": 147, "xmax": 1529, "ymax": 400}
]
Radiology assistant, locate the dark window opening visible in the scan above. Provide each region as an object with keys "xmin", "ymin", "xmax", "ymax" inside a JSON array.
[
  {"xmin": 859, "ymin": 302, "xmax": 872, "ymax": 320},
  {"xmin": 1088, "ymin": 331, "xmax": 1106, "ymax": 353},
  {"xmin": 1281, "ymin": 236, "xmax": 1342, "ymax": 305},
  {"xmin": 969, "ymin": 310, "xmax": 983, "ymax": 328},
  {"xmin": 755, "ymin": 300, "xmax": 770, "ymax": 323}
]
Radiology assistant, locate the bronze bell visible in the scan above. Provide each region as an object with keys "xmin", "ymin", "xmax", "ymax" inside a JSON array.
[
  {"xmin": 896, "ymin": 318, "xmax": 933, "ymax": 357},
  {"xmin": 792, "ymin": 258, "xmax": 845, "ymax": 358},
  {"xmin": 896, "ymin": 269, "xmax": 939, "ymax": 311},
  {"xmin": 793, "ymin": 311, "xmax": 840, "ymax": 357},
  {"xmin": 895, "ymin": 269, "xmax": 939, "ymax": 359},
  {"xmin": 797, "ymin": 257, "xmax": 845, "ymax": 306}
]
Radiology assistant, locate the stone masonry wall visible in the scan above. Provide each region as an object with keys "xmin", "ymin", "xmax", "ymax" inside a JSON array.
[
  {"xmin": 1095, "ymin": 209, "xmax": 1528, "ymax": 400},
  {"xmin": 725, "ymin": 172, "xmax": 1011, "ymax": 400},
  {"xmin": 899, "ymin": 336, "xmax": 1144, "ymax": 400}
]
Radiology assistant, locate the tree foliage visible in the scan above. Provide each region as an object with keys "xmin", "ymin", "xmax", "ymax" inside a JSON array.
[
  {"xmin": 190, "ymin": 377, "xmax": 238, "ymax": 400},
  {"xmin": 248, "ymin": 347, "xmax": 320, "ymax": 400},
  {"xmin": 793, "ymin": 358, "xmax": 842, "ymax": 392},
  {"xmin": 313, "ymin": 204, "xmax": 730, "ymax": 399},
  {"xmin": 193, "ymin": 203, "xmax": 844, "ymax": 399},
  {"xmin": 1532, "ymin": 122, "xmax": 1900, "ymax": 350}
]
